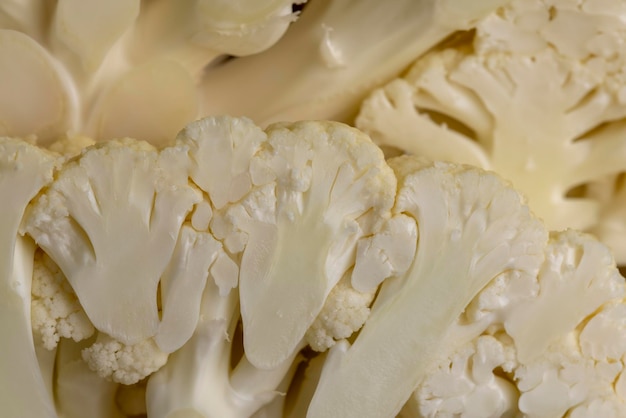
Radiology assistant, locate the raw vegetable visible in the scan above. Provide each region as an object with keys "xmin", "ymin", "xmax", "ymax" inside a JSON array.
[
  {"xmin": 2, "ymin": 0, "xmax": 626, "ymax": 416},
  {"xmin": 307, "ymin": 156, "xmax": 548, "ymax": 418},
  {"xmin": 357, "ymin": 0, "xmax": 626, "ymax": 260},
  {"xmin": 2, "ymin": 115, "xmax": 626, "ymax": 417}
]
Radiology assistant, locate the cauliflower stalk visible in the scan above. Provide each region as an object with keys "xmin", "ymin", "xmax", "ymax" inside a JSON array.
[
  {"xmin": 357, "ymin": 0, "xmax": 626, "ymax": 259},
  {"xmin": 55, "ymin": 338, "xmax": 126, "ymax": 418},
  {"xmin": 147, "ymin": 279, "xmax": 302, "ymax": 418},
  {"xmin": 0, "ymin": 138, "xmax": 60, "ymax": 417}
]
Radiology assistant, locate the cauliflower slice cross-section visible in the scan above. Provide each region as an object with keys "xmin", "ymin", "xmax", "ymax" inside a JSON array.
[
  {"xmin": 22, "ymin": 139, "xmax": 202, "ymax": 346},
  {"xmin": 241, "ymin": 121, "xmax": 397, "ymax": 369},
  {"xmin": 308, "ymin": 157, "xmax": 548, "ymax": 418},
  {"xmin": 178, "ymin": 116, "xmax": 399, "ymax": 370}
]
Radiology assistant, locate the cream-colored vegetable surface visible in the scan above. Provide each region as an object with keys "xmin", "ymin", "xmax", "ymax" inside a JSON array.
[{"xmin": 1, "ymin": 1, "xmax": 626, "ymax": 417}]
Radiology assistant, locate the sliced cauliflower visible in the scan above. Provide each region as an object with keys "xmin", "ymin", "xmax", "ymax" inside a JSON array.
[
  {"xmin": 403, "ymin": 334, "xmax": 518, "ymax": 418},
  {"xmin": 178, "ymin": 116, "xmax": 402, "ymax": 370},
  {"xmin": 307, "ymin": 157, "xmax": 548, "ymax": 418},
  {"xmin": 404, "ymin": 230, "xmax": 626, "ymax": 417},
  {"xmin": 55, "ymin": 338, "xmax": 126, "ymax": 418},
  {"xmin": 357, "ymin": 0, "xmax": 626, "ymax": 251},
  {"xmin": 21, "ymin": 138, "xmax": 235, "ymax": 385},
  {"xmin": 31, "ymin": 249, "xmax": 94, "ymax": 350},
  {"xmin": 147, "ymin": 277, "xmax": 302, "ymax": 418},
  {"xmin": 22, "ymin": 139, "xmax": 202, "ymax": 346}
]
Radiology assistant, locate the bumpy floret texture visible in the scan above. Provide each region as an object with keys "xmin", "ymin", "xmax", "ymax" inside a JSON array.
[
  {"xmin": 305, "ymin": 272, "xmax": 376, "ymax": 352},
  {"xmin": 82, "ymin": 334, "xmax": 168, "ymax": 385},
  {"xmin": 31, "ymin": 250, "xmax": 94, "ymax": 350}
]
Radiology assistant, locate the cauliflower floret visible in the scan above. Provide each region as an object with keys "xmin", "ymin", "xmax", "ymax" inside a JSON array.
[
  {"xmin": 31, "ymin": 249, "xmax": 94, "ymax": 350},
  {"xmin": 22, "ymin": 137, "xmax": 232, "ymax": 367},
  {"xmin": 305, "ymin": 272, "xmax": 376, "ymax": 352},
  {"xmin": 82, "ymin": 333, "xmax": 168, "ymax": 385},
  {"xmin": 178, "ymin": 117, "xmax": 400, "ymax": 370}
]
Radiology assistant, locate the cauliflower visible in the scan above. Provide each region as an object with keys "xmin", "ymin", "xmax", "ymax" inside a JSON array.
[
  {"xmin": 177, "ymin": 116, "xmax": 407, "ymax": 370},
  {"xmin": 403, "ymin": 229, "xmax": 626, "ymax": 417},
  {"xmin": 307, "ymin": 156, "xmax": 548, "ymax": 418},
  {"xmin": 402, "ymin": 334, "xmax": 518, "ymax": 418},
  {"xmin": 147, "ymin": 279, "xmax": 302, "ymax": 418},
  {"xmin": 22, "ymin": 139, "xmax": 201, "ymax": 345},
  {"xmin": 0, "ymin": 0, "xmax": 303, "ymax": 146},
  {"xmin": 82, "ymin": 333, "xmax": 168, "ymax": 385},
  {"xmin": 357, "ymin": 0, "xmax": 626, "ymax": 257},
  {"xmin": 0, "ymin": 137, "xmax": 60, "ymax": 417},
  {"xmin": 4, "ymin": 112, "xmax": 626, "ymax": 417},
  {"xmin": 0, "ymin": 29, "xmax": 76, "ymax": 143},
  {"xmin": 31, "ymin": 249, "xmax": 94, "ymax": 350},
  {"xmin": 200, "ymin": 0, "xmax": 510, "ymax": 126},
  {"xmin": 304, "ymin": 271, "xmax": 376, "ymax": 352},
  {"xmin": 21, "ymin": 137, "xmax": 236, "ymax": 383}
]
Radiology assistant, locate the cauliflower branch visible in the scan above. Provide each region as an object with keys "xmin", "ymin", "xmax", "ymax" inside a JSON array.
[
  {"xmin": 308, "ymin": 157, "xmax": 548, "ymax": 418},
  {"xmin": 357, "ymin": 0, "xmax": 626, "ymax": 235},
  {"xmin": 242, "ymin": 121, "xmax": 396, "ymax": 369},
  {"xmin": 55, "ymin": 338, "xmax": 126, "ymax": 418},
  {"xmin": 179, "ymin": 116, "xmax": 400, "ymax": 370}
]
